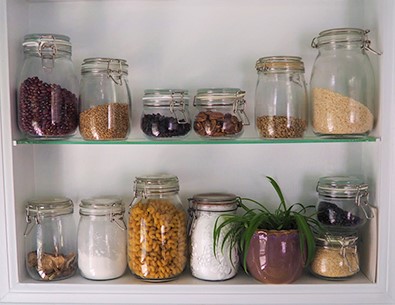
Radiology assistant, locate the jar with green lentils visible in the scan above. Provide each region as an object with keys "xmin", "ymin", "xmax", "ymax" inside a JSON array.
[
  {"xmin": 79, "ymin": 58, "xmax": 132, "ymax": 140},
  {"xmin": 255, "ymin": 56, "xmax": 307, "ymax": 138}
]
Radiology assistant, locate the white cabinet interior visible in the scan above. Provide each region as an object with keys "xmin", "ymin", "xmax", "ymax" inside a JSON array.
[{"xmin": 0, "ymin": 0, "xmax": 394, "ymax": 304}]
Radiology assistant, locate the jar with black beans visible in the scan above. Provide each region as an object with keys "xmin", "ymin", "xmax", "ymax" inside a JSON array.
[
  {"xmin": 17, "ymin": 34, "xmax": 79, "ymax": 139},
  {"xmin": 79, "ymin": 58, "xmax": 132, "ymax": 141},
  {"xmin": 193, "ymin": 88, "xmax": 250, "ymax": 139},
  {"xmin": 141, "ymin": 89, "xmax": 191, "ymax": 139}
]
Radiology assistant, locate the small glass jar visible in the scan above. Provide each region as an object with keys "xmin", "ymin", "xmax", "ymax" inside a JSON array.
[
  {"xmin": 310, "ymin": 234, "xmax": 360, "ymax": 280},
  {"xmin": 255, "ymin": 56, "xmax": 307, "ymax": 138},
  {"xmin": 128, "ymin": 175, "xmax": 187, "ymax": 281},
  {"xmin": 188, "ymin": 193, "xmax": 239, "ymax": 281},
  {"xmin": 310, "ymin": 28, "xmax": 381, "ymax": 137},
  {"xmin": 24, "ymin": 197, "xmax": 77, "ymax": 281},
  {"xmin": 316, "ymin": 176, "xmax": 374, "ymax": 234},
  {"xmin": 193, "ymin": 88, "xmax": 249, "ymax": 138},
  {"xmin": 141, "ymin": 89, "xmax": 191, "ymax": 139},
  {"xmin": 17, "ymin": 34, "xmax": 79, "ymax": 139},
  {"xmin": 78, "ymin": 197, "xmax": 127, "ymax": 280},
  {"xmin": 79, "ymin": 57, "xmax": 132, "ymax": 140}
]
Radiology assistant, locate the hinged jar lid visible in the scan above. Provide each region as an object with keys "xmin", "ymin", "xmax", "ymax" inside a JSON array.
[
  {"xmin": 25, "ymin": 197, "xmax": 74, "ymax": 219},
  {"xmin": 311, "ymin": 28, "xmax": 382, "ymax": 55},
  {"xmin": 143, "ymin": 89, "xmax": 189, "ymax": 107},
  {"xmin": 23, "ymin": 33, "xmax": 72, "ymax": 56},
  {"xmin": 81, "ymin": 58, "xmax": 128, "ymax": 85},
  {"xmin": 79, "ymin": 197, "xmax": 124, "ymax": 216},
  {"xmin": 193, "ymin": 88, "xmax": 245, "ymax": 107},
  {"xmin": 255, "ymin": 56, "xmax": 305, "ymax": 73},
  {"xmin": 189, "ymin": 193, "xmax": 239, "ymax": 212},
  {"xmin": 316, "ymin": 176, "xmax": 368, "ymax": 198},
  {"xmin": 134, "ymin": 174, "xmax": 180, "ymax": 197}
]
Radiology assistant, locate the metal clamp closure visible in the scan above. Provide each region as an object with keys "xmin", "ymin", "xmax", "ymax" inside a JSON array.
[
  {"xmin": 355, "ymin": 186, "xmax": 374, "ymax": 219},
  {"xmin": 24, "ymin": 207, "xmax": 42, "ymax": 237},
  {"xmin": 170, "ymin": 91, "xmax": 190, "ymax": 124},
  {"xmin": 233, "ymin": 91, "xmax": 250, "ymax": 126},
  {"xmin": 107, "ymin": 59, "xmax": 124, "ymax": 85},
  {"xmin": 110, "ymin": 202, "xmax": 126, "ymax": 231},
  {"xmin": 38, "ymin": 35, "xmax": 57, "ymax": 70}
]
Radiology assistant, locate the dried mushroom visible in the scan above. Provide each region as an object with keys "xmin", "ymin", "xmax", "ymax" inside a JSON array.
[{"xmin": 27, "ymin": 251, "xmax": 76, "ymax": 280}]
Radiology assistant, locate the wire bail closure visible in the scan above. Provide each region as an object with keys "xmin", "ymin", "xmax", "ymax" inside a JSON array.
[
  {"xmin": 169, "ymin": 90, "xmax": 190, "ymax": 125},
  {"xmin": 107, "ymin": 58, "xmax": 124, "ymax": 85}
]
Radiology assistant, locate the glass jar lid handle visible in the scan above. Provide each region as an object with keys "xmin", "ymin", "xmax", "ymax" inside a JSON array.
[
  {"xmin": 38, "ymin": 35, "xmax": 57, "ymax": 70},
  {"xmin": 170, "ymin": 91, "xmax": 190, "ymax": 124},
  {"xmin": 23, "ymin": 208, "xmax": 42, "ymax": 237},
  {"xmin": 107, "ymin": 59, "xmax": 124, "ymax": 85},
  {"xmin": 233, "ymin": 91, "xmax": 250, "ymax": 126}
]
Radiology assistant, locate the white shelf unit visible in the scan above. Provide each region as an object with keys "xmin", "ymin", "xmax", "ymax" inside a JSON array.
[{"xmin": 0, "ymin": 0, "xmax": 394, "ymax": 304}]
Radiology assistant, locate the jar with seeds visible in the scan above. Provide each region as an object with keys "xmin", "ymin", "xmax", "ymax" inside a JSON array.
[
  {"xmin": 310, "ymin": 234, "xmax": 360, "ymax": 280},
  {"xmin": 17, "ymin": 34, "xmax": 79, "ymax": 139},
  {"xmin": 128, "ymin": 174, "xmax": 187, "ymax": 281},
  {"xmin": 141, "ymin": 89, "xmax": 191, "ymax": 139},
  {"xmin": 24, "ymin": 197, "xmax": 77, "ymax": 281},
  {"xmin": 255, "ymin": 56, "xmax": 308, "ymax": 138},
  {"xmin": 193, "ymin": 88, "xmax": 250, "ymax": 139},
  {"xmin": 79, "ymin": 58, "xmax": 132, "ymax": 140},
  {"xmin": 310, "ymin": 28, "xmax": 381, "ymax": 137}
]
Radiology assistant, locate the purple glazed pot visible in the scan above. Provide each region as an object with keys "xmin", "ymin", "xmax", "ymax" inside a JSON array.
[{"xmin": 246, "ymin": 229, "xmax": 304, "ymax": 284}]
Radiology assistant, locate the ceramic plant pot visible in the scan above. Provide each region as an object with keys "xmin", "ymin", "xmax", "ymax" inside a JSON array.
[{"xmin": 246, "ymin": 229, "xmax": 304, "ymax": 284}]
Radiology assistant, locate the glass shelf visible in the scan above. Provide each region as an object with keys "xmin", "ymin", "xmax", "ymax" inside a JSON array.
[{"xmin": 14, "ymin": 135, "xmax": 379, "ymax": 145}]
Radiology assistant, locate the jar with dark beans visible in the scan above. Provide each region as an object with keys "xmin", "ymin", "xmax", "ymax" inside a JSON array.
[
  {"xmin": 141, "ymin": 113, "xmax": 191, "ymax": 138},
  {"xmin": 193, "ymin": 88, "xmax": 249, "ymax": 139},
  {"xmin": 17, "ymin": 34, "xmax": 79, "ymax": 139},
  {"xmin": 316, "ymin": 176, "xmax": 374, "ymax": 234},
  {"xmin": 18, "ymin": 77, "xmax": 78, "ymax": 138},
  {"xmin": 141, "ymin": 89, "xmax": 191, "ymax": 139}
]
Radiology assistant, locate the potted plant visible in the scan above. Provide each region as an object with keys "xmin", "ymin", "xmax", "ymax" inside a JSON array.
[{"xmin": 214, "ymin": 176, "xmax": 320, "ymax": 284}]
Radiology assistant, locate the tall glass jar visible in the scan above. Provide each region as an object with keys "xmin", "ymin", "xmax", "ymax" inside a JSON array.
[
  {"xmin": 78, "ymin": 197, "xmax": 127, "ymax": 280},
  {"xmin": 24, "ymin": 197, "xmax": 77, "ymax": 281},
  {"xmin": 188, "ymin": 193, "xmax": 239, "ymax": 281},
  {"xmin": 79, "ymin": 58, "xmax": 132, "ymax": 140},
  {"xmin": 316, "ymin": 176, "xmax": 374, "ymax": 234},
  {"xmin": 193, "ymin": 88, "xmax": 250, "ymax": 138},
  {"xmin": 255, "ymin": 56, "xmax": 307, "ymax": 138},
  {"xmin": 310, "ymin": 234, "xmax": 360, "ymax": 280},
  {"xmin": 128, "ymin": 175, "xmax": 187, "ymax": 281},
  {"xmin": 310, "ymin": 28, "xmax": 381, "ymax": 137},
  {"xmin": 141, "ymin": 89, "xmax": 191, "ymax": 139},
  {"xmin": 17, "ymin": 34, "xmax": 79, "ymax": 139}
]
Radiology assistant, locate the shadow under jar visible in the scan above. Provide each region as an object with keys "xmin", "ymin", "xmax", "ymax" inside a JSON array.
[
  {"xmin": 24, "ymin": 197, "xmax": 77, "ymax": 281},
  {"xmin": 17, "ymin": 34, "xmax": 79, "ymax": 139},
  {"xmin": 310, "ymin": 28, "xmax": 381, "ymax": 137},
  {"xmin": 193, "ymin": 88, "xmax": 249, "ymax": 139},
  {"xmin": 79, "ymin": 58, "xmax": 132, "ymax": 140},
  {"xmin": 255, "ymin": 56, "xmax": 307, "ymax": 139},
  {"xmin": 141, "ymin": 89, "xmax": 191, "ymax": 139}
]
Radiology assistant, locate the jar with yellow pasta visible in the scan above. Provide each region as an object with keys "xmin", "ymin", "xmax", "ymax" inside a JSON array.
[{"xmin": 128, "ymin": 174, "xmax": 187, "ymax": 281}]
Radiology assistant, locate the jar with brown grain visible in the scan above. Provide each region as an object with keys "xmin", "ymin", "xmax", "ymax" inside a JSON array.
[
  {"xmin": 141, "ymin": 89, "xmax": 191, "ymax": 139},
  {"xmin": 24, "ymin": 197, "xmax": 77, "ymax": 281},
  {"xmin": 310, "ymin": 234, "xmax": 360, "ymax": 280},
  {"xmin": 79, "ymin": 58, "xmax": 132, "ymax": 140},
  {"xmin": 310, "ymin": 28, "xmax": 381, "ymax": 137},
  {"xmin": 17, "ymin": 34, "xmax": 79, "ymax": 139},
  {"xmin": 193, "ymin": 88, "xmax": 250, "ymax": 139},
  {"xmin": 128, "ymin": 175, "xmax": 187, "ymax": 281},
  {"xmin": 255, "ymin": 56, "xmax": 307, "ymax": 138}
]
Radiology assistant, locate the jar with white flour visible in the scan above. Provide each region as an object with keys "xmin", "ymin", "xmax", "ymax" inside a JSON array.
[
  {"xmin": 188, "ymin": 193, "xmax": 239, "ymax": 281},
  {"xmin": 78, "ymin": 197, "xmax": 127, "ymax": 280}
]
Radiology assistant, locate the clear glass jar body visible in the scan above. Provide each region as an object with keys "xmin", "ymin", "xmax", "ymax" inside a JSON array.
[
  {"xmin": 78, "ymin": 197, "xmax": 127, "ymax": 280},
  {"xmin": 316, "ymin": 176, "xmax": 373, "ymax": 234},
  {"xmin": 128, "ymin": 175, "xmax": 187, "ymax": 281},
  {"xmin": 79, "ymin": 58, "xmax": 132, "ymax": 140},
  {"xmin": 193, "ymin": 88, "xmax": 249, "ymax": 139},
  {"xmin": 255, "ymin": 56, "xmax": 307, "ymax": 138},
  {"xmin": 188, "ymin": 193, "xmax": 239, "ymax": 281},
  {"xmin": 17, "ymin": 34, "xmax": 79, "ymax": 139},
  {"xmin": 310, "ymin": 28, "xmax": 378, "ymax": 137},
  {"xmin": 24, "ymin": 197, "xmax": 77, "ymax": 281},
  {"xmin": 310, "ymin": 235, "xmax": 359, "ymax": 280},
  {"xmin": 141, "ymin": 89, "xmax": 191, "ymax": 139}
]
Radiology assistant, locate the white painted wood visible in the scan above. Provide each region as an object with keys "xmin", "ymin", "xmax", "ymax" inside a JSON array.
[{"xmin": 0, "ymin": 0, "xmax": 394, "ymax": 304}]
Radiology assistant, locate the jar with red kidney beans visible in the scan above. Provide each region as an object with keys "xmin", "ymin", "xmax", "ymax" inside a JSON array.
[{"xmin": 17, "ymin": 34, "xmax": 79, "ymax": 139}]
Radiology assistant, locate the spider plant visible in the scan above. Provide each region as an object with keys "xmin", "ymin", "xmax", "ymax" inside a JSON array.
[{"xmin": 213, "ymin": 176, "xmax": 321, "ymax": 272}]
